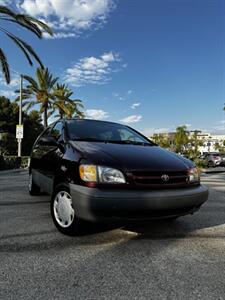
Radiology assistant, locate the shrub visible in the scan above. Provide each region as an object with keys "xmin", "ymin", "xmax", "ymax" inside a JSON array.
[{"xmin": 0, "ymin": 155, "xmax": 30, "ymax": 170}]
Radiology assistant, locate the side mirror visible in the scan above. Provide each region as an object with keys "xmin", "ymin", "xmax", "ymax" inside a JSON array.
[{"xmin": 39, "ymin": 136, "xmax": 58, "ymax": 147}]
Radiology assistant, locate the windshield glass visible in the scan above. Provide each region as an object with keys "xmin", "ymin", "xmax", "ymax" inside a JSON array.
[{"xmin": 66, "ymin": 119, "xmax": 153, "ymax": 144}]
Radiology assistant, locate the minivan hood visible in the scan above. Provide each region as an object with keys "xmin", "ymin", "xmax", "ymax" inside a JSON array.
[{"xmin": 70, "ymin": 141, "xmax": 194, "ymax": 171}]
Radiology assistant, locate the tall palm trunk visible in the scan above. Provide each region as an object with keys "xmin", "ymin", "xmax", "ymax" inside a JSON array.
[{"xmin": 43, "ymin": 108, "xmax": 48, "ymax": 128}]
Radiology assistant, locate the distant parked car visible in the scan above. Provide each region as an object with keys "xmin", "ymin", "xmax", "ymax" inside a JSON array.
[
  {"xmin": 29, "ymin": 119, "xmax": 208, "ymax": 235},
  {"xmin": 220, "ymin": 154, "xmax": 225, "ymax": 166},
  {"xmin": 202, "ymin": 153, "xmax": 222, "ymax": 167}
]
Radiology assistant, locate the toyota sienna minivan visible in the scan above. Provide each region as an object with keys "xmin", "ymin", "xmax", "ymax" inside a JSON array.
[{"xmin": 29, "ymin": 119, "xmax": 208, "ymax": 235}]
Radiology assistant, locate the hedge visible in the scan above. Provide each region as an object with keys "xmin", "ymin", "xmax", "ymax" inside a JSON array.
[{"xmin": 0, "ymin": 156, "xmax": 30, "ymax": 170}]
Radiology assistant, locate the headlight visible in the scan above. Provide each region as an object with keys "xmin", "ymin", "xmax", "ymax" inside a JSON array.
[
  {"xmin": 79, "ymin": 165, "xmax": 97, "ymax": 182},
  {"xmin": 79, "ymin": 164, "xmax": 126, "ymax": 184},
  {"xmin": 98, "ymin": 166, "xmax": 126, "ymax": 184},
  {"xmin": 188, "ymin": 167, "xmax": 200, "ymax": 183}
]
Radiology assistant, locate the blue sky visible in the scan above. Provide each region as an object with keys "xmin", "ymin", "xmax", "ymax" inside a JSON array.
[{"xmin": 1, "ymin": 0, "xmax": 225, "ymax": 135}]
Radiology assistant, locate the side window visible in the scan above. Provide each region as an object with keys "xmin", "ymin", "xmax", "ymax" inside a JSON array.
[
  {"xmin": 51, "ymin": 122, "xmax": 63, "ymax": 141},
  {"xmin": 35, "ymin": 126, "xmax": 51, "ymax": 147},
  {"xmin": 42, "ymin": 127, "xmax": 52, "ymax": 138}
]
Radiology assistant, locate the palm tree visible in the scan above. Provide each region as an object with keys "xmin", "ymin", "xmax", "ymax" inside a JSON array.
[
  {"xmin": 174, "ymin": 125, "xmax": 189, "ymax": 154},
  {"xmin": 52, "ymin": 83, "xmax": 84, "ymax": 119},
  {"xmin": 16, "ymin": 67, "xmax": 58, "ymax": 127},
  {"xmin": 0, "ymin": 5, "xmax": 53, "ymax": 84}
]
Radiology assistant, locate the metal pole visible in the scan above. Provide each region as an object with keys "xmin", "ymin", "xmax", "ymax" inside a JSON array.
[{"xmin": 18, "ymin": 75, "xmax": 23, "ymax": 157}]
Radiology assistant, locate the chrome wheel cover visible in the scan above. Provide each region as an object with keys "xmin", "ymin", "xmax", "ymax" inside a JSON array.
[{"xmin": 53, "ymin": 191, "xmax": 75, "ymax": 228}]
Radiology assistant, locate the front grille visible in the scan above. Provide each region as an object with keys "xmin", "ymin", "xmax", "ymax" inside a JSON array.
[{"xmin": 127, "ymin": 170, "xmax": 189, "ymax": 188}]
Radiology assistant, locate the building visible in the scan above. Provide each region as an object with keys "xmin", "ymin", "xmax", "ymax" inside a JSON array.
[
  {"xmin": 150, "ymin": 131, "xmax": 225, "ymax": 154},
  {"xmin": 196, "ymin": 133, "xmax": 225, "ymax": 154}
]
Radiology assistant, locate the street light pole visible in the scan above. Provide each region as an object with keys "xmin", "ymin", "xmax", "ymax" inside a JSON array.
[{"xmin": 17, "ymin": 75, "xmax": 23, "ymax": 157}]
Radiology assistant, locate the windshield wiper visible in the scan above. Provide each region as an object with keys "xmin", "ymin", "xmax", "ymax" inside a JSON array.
[
  {"xmin": 74, "ymin": 138, "xmax": 153, "ymax": 146},
  {"xmin": 74, "ymin": 137, "xmax": 106, "ymax": 142},
  {"xmin": 107, "ymin": 140, "xmax": 152, "ymax": 146}
]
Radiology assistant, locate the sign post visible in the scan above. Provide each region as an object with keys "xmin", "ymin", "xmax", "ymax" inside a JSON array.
[
  {"xmin": 16, "ymin": 125, "xmax": 23, "ymax": 157},
  {"xmin": 17, "ymin": 75, "xmax": 23, "ymax": 157}
]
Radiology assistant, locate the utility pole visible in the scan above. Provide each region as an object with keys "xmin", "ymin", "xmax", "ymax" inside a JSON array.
[{"xmin": 17, "ymin": 75, "xmax": 23, "ymax": 157}]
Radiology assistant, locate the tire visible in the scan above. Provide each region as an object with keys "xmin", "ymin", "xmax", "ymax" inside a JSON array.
[
  {"xmin": 51, "ymin": 185, "xmax": 85, "ymax": 236},
  {"xmin": 208, "ymin": 161, "xmax": 214, "ymax": 168},
  {"xmin": 161, "ymin": 216, "xmax": 178, "ymax": 222},
  {"xmin": 29, "ymin": 171, "xmax": 41, "ymax": 196}
]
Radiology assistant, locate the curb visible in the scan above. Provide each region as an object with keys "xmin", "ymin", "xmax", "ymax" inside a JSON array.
[
  {"xmin": 202, "ymin": 171, "xmax": 225, "ymax": 174},
  {"xmin": 201, "ymin": 168, "xmax": 225, "ymax": 174},
  {"xmin": 0, "ymin": 168, "xmax": 28, "ymax": 176}
]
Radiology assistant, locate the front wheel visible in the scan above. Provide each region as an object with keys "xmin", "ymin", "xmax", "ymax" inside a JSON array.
[{"xmin": 51, "ymin": 185, "xmax": 85, "ymax": 236}]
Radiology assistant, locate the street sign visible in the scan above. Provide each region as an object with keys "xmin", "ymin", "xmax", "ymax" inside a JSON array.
[{"xmin": 16, "ymin": 125, "xmax": 23, "ymax": 139}]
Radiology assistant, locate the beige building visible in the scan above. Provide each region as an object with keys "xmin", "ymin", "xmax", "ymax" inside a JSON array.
[{"xmin": 150, "ymin": 131, "xmax": 225, "ymax": 154}]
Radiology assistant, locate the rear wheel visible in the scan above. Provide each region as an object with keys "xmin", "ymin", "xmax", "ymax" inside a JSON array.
[
  {"xmin": 208, "ymin": 161, "xmax": 214, "ymax": 168},
  {"xmin": 28, "ymin": 171, "xmax": 40, "ymax": 196},
  {"xmin": 51, "ymin": 185, "xmax": 85, "ymax": 236}
]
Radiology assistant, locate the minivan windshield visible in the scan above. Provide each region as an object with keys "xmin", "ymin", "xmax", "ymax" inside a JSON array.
[{"xmin": 66, "ymin": 119, "xmax": 153, "ymax": 145}]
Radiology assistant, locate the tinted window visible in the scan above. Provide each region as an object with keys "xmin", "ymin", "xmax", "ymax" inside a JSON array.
[
  {"xmin": 51, "ymin": 122, "xmax": 63, "ymax": 140},
  {"xmin": 66, "ymin": 120, "xmax": 151, "ymax": 144},
  {"xmin": 36, "ymin": 126, "xmax": 51, "ymax": 144}
]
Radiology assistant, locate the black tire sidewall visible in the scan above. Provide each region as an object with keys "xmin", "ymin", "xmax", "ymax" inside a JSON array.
[{"xmin": 29, "ymin": 171, "xmax": 40, "ymax": 196}]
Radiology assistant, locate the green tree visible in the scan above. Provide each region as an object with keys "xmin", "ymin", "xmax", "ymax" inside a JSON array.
[
  {"xmin": 174, "ymin": 125, "xmax": 189, "ymax": 154},
  {"xmin": 0, "ymin": 96, "xmax": 19, "ymax": 132},
  {"xmin": 151, "ymin": 133, "xmax": 170, "ymax": 148},
  {"xmin": 187, "ymin": 130, "xmax": 203, "ymax": 159},
  {"xmin": 0, "ymin": 96, "xmax": 43, "ymax": 155},
  {"xmin": 0, "ymin": 5, "xmax": 52, "ymax": 84},
  {"xmin": 22, "ymin": 110, "xmax": 44, "ymax": 155},
  {"xmin": 17, "ymin": 67, "xmax": 58, "ymax": 127},
  {"xmin": 52, "ymin": 83, "xmax": 84, "ymax": 119},
  {"xmin": 215, "ymin": 141, "xmax": 225, "ymax": 154}
]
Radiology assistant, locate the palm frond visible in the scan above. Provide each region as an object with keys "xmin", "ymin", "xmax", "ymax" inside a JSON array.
[
  {"xmin": 0, "ymin": 6, "xmax": 16, "ymax": 18},
  {"xmin": 5, "ymin": 31, "xmax": 33, "ymax": 65},
  {"xmin": 0, "ymin": 6, "xmax": 53, "ymax": 38},
  {"xmin": 23, "ymin": 75, "xmax": 39, "ymax": 90},
  {"xmin": 24, "ymin": 15, "xmax": 53, "ymax": 36},
  {"xmin": 15, "ymin": 36, "xmax": 44, "ymax": 68},
  {"xmin": 0, "ymin": 48, "xmax": 10, "ymax": 84}
]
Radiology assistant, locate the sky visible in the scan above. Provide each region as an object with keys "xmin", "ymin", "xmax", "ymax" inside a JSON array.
[{"xmin": 1, "ymin": 0, "xmax": 225, "ymax": 136}]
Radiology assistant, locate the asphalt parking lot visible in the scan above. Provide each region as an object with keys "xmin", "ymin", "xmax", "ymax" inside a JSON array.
[{"xmin": 0, "ymin": 171, "xmax": 225, "ymax": 300}]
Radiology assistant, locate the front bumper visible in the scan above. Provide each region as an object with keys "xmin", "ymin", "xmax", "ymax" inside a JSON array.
[{"xmin": 69, "ymin": 184, "xmax": 209, "ymax": 222}]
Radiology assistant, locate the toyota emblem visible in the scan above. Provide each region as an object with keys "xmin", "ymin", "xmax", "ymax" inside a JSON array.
[{"xmin": 161, "ymin": 174, "xmax": 169, "ymax": 182}]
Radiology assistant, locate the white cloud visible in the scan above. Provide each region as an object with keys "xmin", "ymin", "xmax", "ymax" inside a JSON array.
[
  {"xmin": 127, "ymin": 89, "xmax": 132, "ymax": 95},
  {"xmin": 154, "ymin": 128, "xmax": 170, "ymax": 134},
  {"xmin": 185, "ymin": 124, "xmax": 192, "ymax": 128},
  {"xmin": 0, "ymin": 73, "xmax": 20, "ymax": 99},
  {"xmin": 120, "ymin": 115, "xmax": 142, "ymax": 124},
  {"xmin": 0, "ymin": 73, "xmax": 20, "ymax": 87},
  {"xmin": 209, "ymin": 120, "xmax": 225, "ymax": 133},
  {"xmin": 16, "ymin": 0, "xmax": 116, "ymax": 39},
  {"xmin": 1, "ymin": 90, "xmax": 16, "ymax": 98},
  {"xmin": 131, "ymin": 102, "xmax": 140, "ymax": 109},
  {"xmin": 85, "ymin": 109, "xmax": 109, "ymax": 120},
  {"xmin": 65, "ymin": 52, "xmax": 121, "ymax": 86}
]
